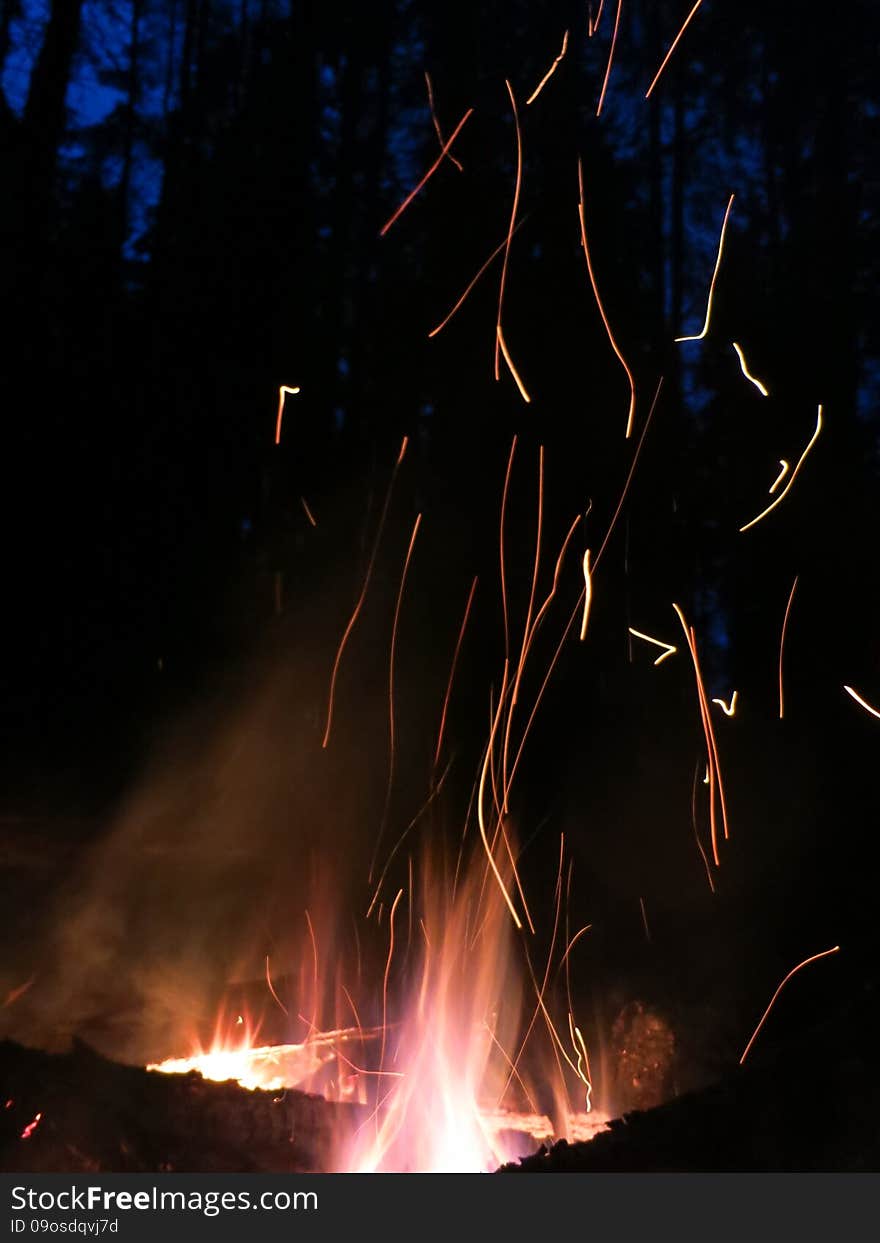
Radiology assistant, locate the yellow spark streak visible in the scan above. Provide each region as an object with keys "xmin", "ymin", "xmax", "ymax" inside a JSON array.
[
  {"xmin": 322, "ymin": 437, "xmax": 408, "ymax": 749},
  {"xmin": 740, "ymin": 945, "xmax": 840, "ymax": 1065},
  {"xmin": 379, "ymin": 108, "xmax": 473, "ymax": 237},
  {"xmin": 579, "ymin": 550, "xmax": 593, "ymax": 640},
  {"xmin": 527, "ymin": 30, "xmax": 569, "ymax": 105},
  {"xmin": 843, "ymin": 685, "xmax": 880, "ymax": 721},
  {"xmin": 300, "ymin": 496, "xmax": 317, "ymax": 527},
  {"xmin": 596, "ymin": 0, "xmax": 623, "ymax": 117},
  {"xmin": 675, "ymin": 194, "xmax": 734, "ymax": 342},
  {"xmin": 423, "ymin": 71, "xmax": 463, "ymax": 171},
  {"xmin": 645, "ymin": 0, "xmax": 705, "ymax": 99},
  {"xmin": 478, "ymin": 662, "xmax": 522, "ymax": 930},
  {"xmin": 275, "ymin": 384, "xmax": 300, "ymax": 445},
  {"xmin": 732, "ymin": 341, "xmax": 769, "ymax": 396},
  {"xmin": 712, "ymin": 691, "xmax": 738, "ymax": 717},
  {"xmin": 769, "ymin": 459, "xmax": 790, "ymax": 494},
  {"xmin": 371, "ymin": 513, "xmax": 423, "ymax": 884},
  {"xmin": 495, "ymin": 80, "xmax": 523, "ymax": 383},
  {"xmin": 778, "ymin": 576, "xmax": 799, "ymax": 720},
  {"xmin": 578, "ymin": 159, "xmax": 636, "ymax": 437},
  {"xmin": 568, "ymin": 1013, "xmax": 594, "ymax": 1111},
  {"xmin": 497, "ymin": 325, "xmax": 531, "ymax": 403},
  {"xmin": 628, "ymin": 626, "xmax": 677, "ymax": 665},
  {"xmin": 739, "ymin": 405, "xmax": 823, "ymax": 533}
]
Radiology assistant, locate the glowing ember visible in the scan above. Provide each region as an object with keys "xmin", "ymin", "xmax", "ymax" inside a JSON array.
[
  {"xmin": 20, "ymin": 1112, "xmax": 42, "ymax": 1140},
  {"xmin": 148, "ymin": 1020, "xmax": 379, "ymax": 1097}
]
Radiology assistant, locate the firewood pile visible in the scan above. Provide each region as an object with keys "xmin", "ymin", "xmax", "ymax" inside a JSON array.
[
  {"xmin": 502, "ymin": 990, "xmax": 880, "ymax": 1172},
  {"xmin": 0, "ymin": 1039, "xmax": 362, "ymax": 1173}
]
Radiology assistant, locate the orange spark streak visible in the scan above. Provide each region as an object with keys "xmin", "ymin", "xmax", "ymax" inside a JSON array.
[
  {"xmin": 432, "ymin": 576, "xmax": 479, "ymax": 774},
  {"xmin": 687, "ymin": 622, "xmax": 728, "ymax": 850},
  {"xmin": 305, "ymin": 909, "xmax": 319, "ymax": 1039},
  {"xmin": 675, "ymin": 194, "xmax": 734, "ymax": 342},
  {"xmin": 477, "ymin": 662, "xmax": 523, "ymax": 931},
  {"xmin": 379, "ymin": 109, "xmax": 473, "ymax": 237},
  {"xmin": 732, "ymin": 341, "xmax": 769, "ymax": 396},
  {"xmin": 502, "ymin": 447, "xmax": 545, "ymax": 821},
  {"xmin": 673, "ymin": 604, "xmax": 730, "ymax": 864},
  {"xmin": 527, "ymin": 30, "xmax": 569, "ymax": 105},
  {"xmin": 500, "ymin": 436, "xmax": 517, "ymax": 660},
  {"xmin": 501, "ymin": 513, "xmax": 582, "ymax": 812},
  {"xmin": 570, "ymin": 1017, "xmax": 594, "ymax": 1111},
  {"xmin": 628, "ymin": 625, "xmax": 677, "ymax": 665},
  {"xmin": 578, "ymin": 159, "xmax": 636, "ymax": 438},
  {"xmin": 504, "ymin": 382, "xmax": 662, "ymax": 802},
  {"xmin": 712, "ymin": 690, "xmax": 738, "ymax": 717},
  {"xmin": 322, "ymin": 437, "xmax": 408, "ymax": 749},
  {"xmin": 645, "ymin": 0, "xmax": 705, "ymax": 99},
  {"xmin": 2, "ymin": 976, "xmax": 35, "ymax": 1008},
  {"xmin": 20, "ymin": 1112, "xmax": 42, "ymax": 1140},
  {"xmin": 371, "ymin": 513, "xmax": 423, "ymax": 883},
  {"xmin": 368, "ymin": 759, "xmax": 453, "ymax": 921},
  {"xmin": 502, "ymin": 838, "xmax": 566, "ymax": 1098},
  {"xmin": 275, "ymin": 384, "xmax": 301, "ymax": 445},
  {"xmin": 300, "ymin": 496, "xmax": 317, "ymax": 527},
  {"xmin": 510, "ymin": 447, "xmax": 544, "ymax": 712},
  {"xmin": 740, "ymin": 945, "xmax": 840, "ymax": 1065},
  {"xmin": 495, "ymin": 81, "xmax": 523, "ymax": 383},
  {"xmin": 596, "ymin": 0, "xmax": 623, "ymax": 117},
  {"xmin": 427, "ymin": 219, "xmax": 528, "ymax": 339},
  {"xmin": 487, "ymin": 684, "xmax": 505, "ymax": 826},
  {"xmin": 424, "ymin": 71, "xmax": 463, "ymax": 171},
  {"xmin": 740, "ymin": 405, "xmax": 823, "ymax": 533},
  {"xmin": 691, "ymin": 759, "xmax": 716, "ymax": 893},
  {"xmin": 497, "ymin": 326, "xmax": 532, "ymax": 403},
  {"xmin": 484, "ymin": 1022, "xmax": 540, "ymax": 1115},
  {"xmin": 778, "ymin": 576, "xmax": 799, "ymax": 720},
  {"xmin": 769, "ymin": 460, "xmax": 790, "ymax": 494},
  {"xmin": 505, "ymin": 839, "xmax": 587, "ymax": 1097},
  {"xmin": 638, "ymin": 896, "xmax": 651, "ymax": 943},
  {"xmin": 498, "ymin": 814, "xmax": 537, "ymax": 935},
  {"xmin": 265, "ymin": 955, "xmax": 290, "ymax": 1017},
  {"xmin": 558, "ymin": 923, "xmax": 593, "ymax": 974},
  {"xmin": 595, "ymin": 378, "xmax": 662, "ymax": 567},
  {"xmin": 843, "ymin": 685, "xmax": 880, "ymax": 721},
  {"xmin": 579, "ymin": 550, "xmax": 593, "ymax": 640},
  {"xmin": 532, "ymin": 516, "xmax": 583, "ymax": 637},
  {"xmin": 378, "ymin": 889, "xmax": 405, "ymax": 1093}
]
